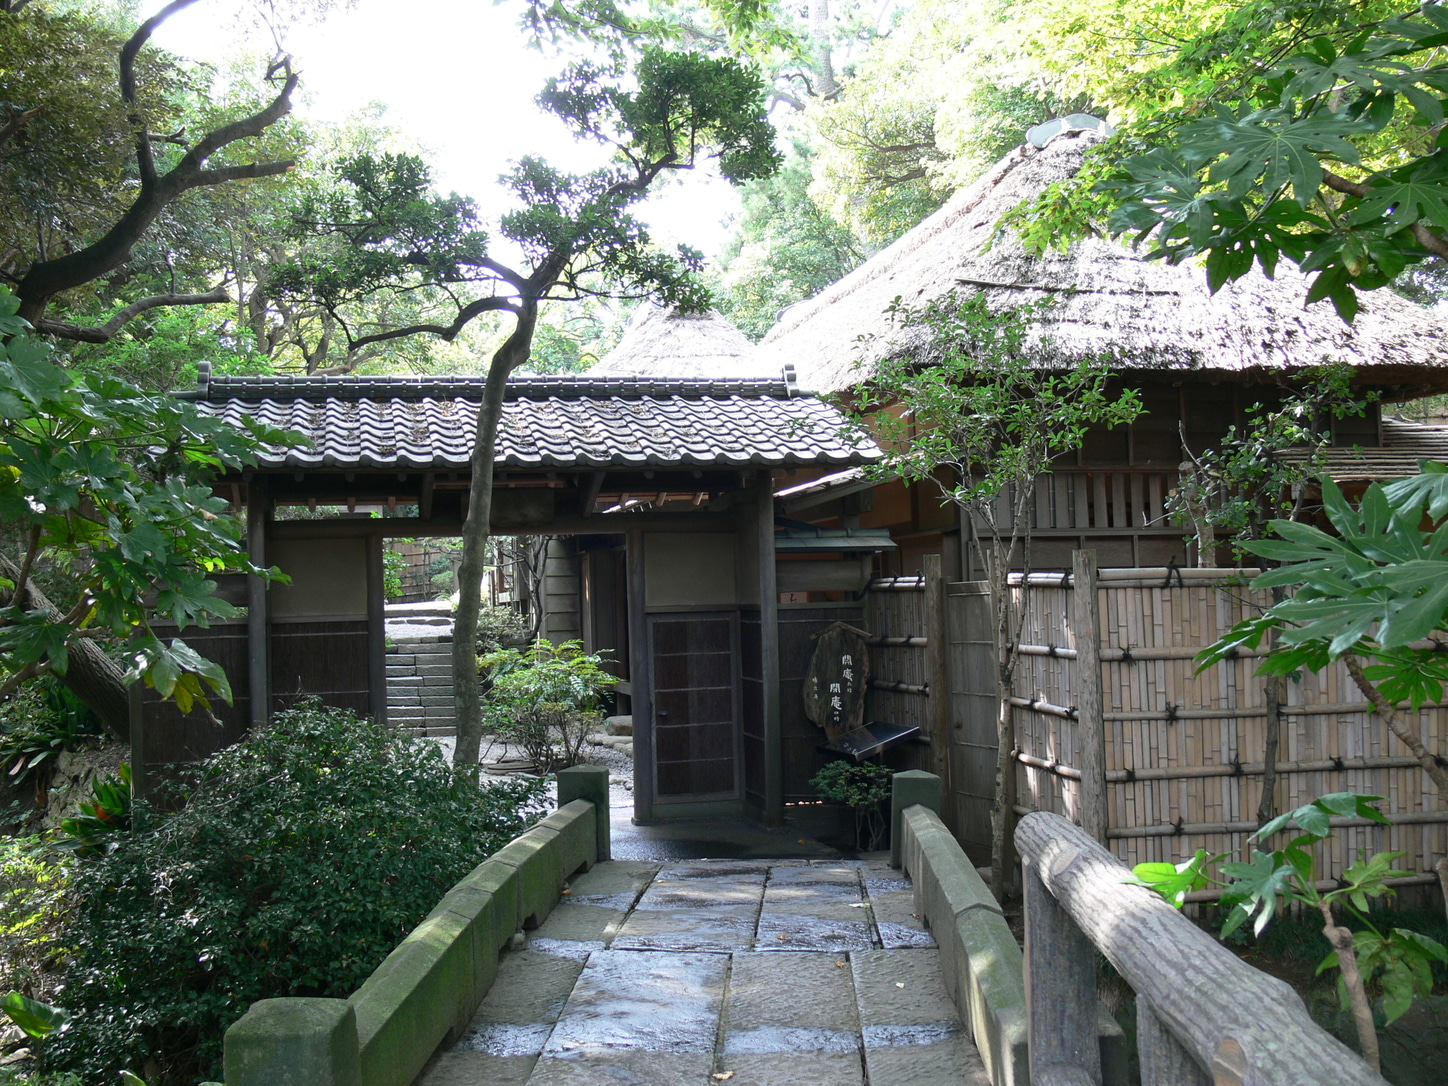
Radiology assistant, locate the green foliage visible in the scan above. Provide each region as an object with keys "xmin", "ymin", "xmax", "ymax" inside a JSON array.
[
  {"xmin": 475, "ymin": 605, "xmax": 532, "ymax": 656},
  {"xmin": 809, "ymin": 760, "xmax": 891, "ymax": 851},
  {"xmin": 482, "ymin": 640, "xmax": 617, "ymax": 771},
  {"xmin": 713, "ymin": 142, "xmax": 862, "ymax": 339},
  {"xmin": 1199, "ymin": 468, "xmax": 1448, "ymax": 709},
  {"xmin": 0, "ymin": 835, "xmax": 70, "ymax": 1002},
  {"xmin": 276, "ymin": 47, "xmax": 779, "ymax": 350},
  {"xmin": 54, "ymin": 764, "xmax": 132, "ymax": 857},
  {"xmin": 0, "ymin": 5, "xmax": 194, "ymax": 290},
  {"xmin": 1099, "ymin": 6, "xmax": 1448, "ymax": 320},
  {"xmin": 67, "ymin": 308, "xmax": 272, "ymax": 395},
  {"xmin": 1132, "ymin": 793, "xmax": 1447, "ymax": 1027},
  {"xmin": 0, "ymin": 288, "xmax": 299, "ymax": 716},
  {"xmin": 809, "ymin": 759, "xmax": 891, "ymax": 810},
  {"xmin": 1168, "ymin": 364, "xmax": 1372, "ymax": 557},
  {"xmin": 847, "ymin": 291, "xmax": 1143, "ymax": 541},
  {"xmin": 0, "ymin": 992, "xmax": 68, "ymax": 1041},
  {"xmin": 39, "ymin": 700, "xmax": 548, "ymax": 1084},
  {"xmin": 0, "ymin": 679, "xmax": 105, "ymax": 787},
  {"xmin": 1123, "ymin": 847, "xmax": 1221, "ymax": 908},
  {"xmin": 382, "ymin": 545, "xmax": 407, "ymax": 601}
]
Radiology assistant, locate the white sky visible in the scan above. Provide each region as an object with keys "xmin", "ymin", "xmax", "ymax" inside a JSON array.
[{"xmin": 149, "ymin": 0, "xmax": 743, "ymax": 258}]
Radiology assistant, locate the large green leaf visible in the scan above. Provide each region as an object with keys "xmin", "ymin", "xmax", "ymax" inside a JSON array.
[
  {"xmin": 0, "ymin": 990, "xmax": 69, "ymax": 1039},
  {"xmin": 1183, "ymin": 106, "xmax": 1365, "ymax": 204}
]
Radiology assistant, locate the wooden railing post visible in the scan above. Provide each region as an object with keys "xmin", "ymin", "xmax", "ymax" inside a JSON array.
[
  {"xmin": 1024, "ymin": 846, "xmax": 1102, "ymax": 1085},
  {"xmin": 1015, "ymin": 812, "xmax": 1390, "ymax": 1086},
  {"xmin": 1136, "ymin": 998, "xmax": 1211, "ymax": 1086},
  {"xmin": 1071, "ymin": 550, "xmax": 1106, "ymax": 843}
]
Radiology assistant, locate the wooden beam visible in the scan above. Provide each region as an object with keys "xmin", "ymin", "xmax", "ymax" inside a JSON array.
[
  {"xmin": 923, "ymin": 553, "xmax": 953, "ymax": 809},
  {"xmin": 367, "ymin": 534, "xmax": 386, "ymax": 727},
  {"xmin": 580, "ymin": 470, "xmax": 606, "ymax": 517},
  {"xmin": 420, "ymin": 472, "xmax": 436, "ymax": 520},
  {"xmin": 757, "ymin": 475, "xmax": 782, "ymax": 826},
  {"xmin": 247, "ymin": 478, "xmax": 271, "ymax": 730},
  {"xmin": 1072, "ymin": 549, "xmax": 1107, "ymax": 843},
  {"xmin": 626, "ymin": 528, "xmax": 654, "ymax": 823},
  {"xmin": 267, "ymin": 511, "xmax": 740, "ymax": 539}
]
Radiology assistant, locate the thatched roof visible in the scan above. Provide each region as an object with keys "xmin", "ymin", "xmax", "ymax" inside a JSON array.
[
  {"xmin": 755, "ymin": 130, "xmax": 1448, "ymax": 399},
  {"xmin": 589, "ymin": 304, "xmax": 767, "ymax": 378}
]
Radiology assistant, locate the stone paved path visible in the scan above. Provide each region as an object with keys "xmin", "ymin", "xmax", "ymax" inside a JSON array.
[{"xmin": 417, "ymin": 859, "xmax": 990, "ymax": 1086}]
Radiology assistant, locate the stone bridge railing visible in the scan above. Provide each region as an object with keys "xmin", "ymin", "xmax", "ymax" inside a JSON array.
[
  {"xmin": 222, "ymin": 765, "xmax": 610, "ymax": 1086},
  {"xmin": 890, "ymin": 772, "xmax": 1124, "ymax": 1086},
  {"xmin": 1015, "ymin": 811, "xmax": 1390, "ymax": 1086}
]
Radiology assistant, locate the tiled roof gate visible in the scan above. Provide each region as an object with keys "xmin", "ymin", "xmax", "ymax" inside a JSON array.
[{"xmin": 184, "ymin": 368, "xmax": 880, "ymax": 472}]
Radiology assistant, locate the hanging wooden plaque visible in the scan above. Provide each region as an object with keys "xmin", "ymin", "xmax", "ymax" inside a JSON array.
[{"xmin": 803, "ymin": 621, "xmax": 871, "ymax": 741}]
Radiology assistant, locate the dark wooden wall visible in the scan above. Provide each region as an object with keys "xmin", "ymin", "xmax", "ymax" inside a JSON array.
[
  {"xmin": 136, "ymin": 621, "xmax": 250, "ymax": 767},
  {"xmin": 270, "ymin": 620, "xmax": 371, "ymax": 716},
  {"xmin": 740, "ymin": 606, "xmax": 764, "ymax": 815}
]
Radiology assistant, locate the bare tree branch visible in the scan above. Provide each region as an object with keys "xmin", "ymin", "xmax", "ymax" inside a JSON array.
[
  {"xmin": 33, "ymin": 285, "xmax": 231, "ymax": 342},
  {"xmin": 16, "ymin": 28, "xmax": 298, "ymax": 325},
  {"xmin": 0, "ymin": 106, "xmax": 42, "ymax": 151},
  {"xmin": 344, "ymin": 295, "xmax": 518, "ymax": 352}
]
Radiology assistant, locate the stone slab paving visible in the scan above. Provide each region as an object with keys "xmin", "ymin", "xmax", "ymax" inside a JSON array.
[{"xmin": 417, "ymin": 858, "xmax": 988, "ymax": 1086}]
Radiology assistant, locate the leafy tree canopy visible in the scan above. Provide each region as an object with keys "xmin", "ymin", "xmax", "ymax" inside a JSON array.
[{"xmin": 0, "ymin": 288, "xmax": 297, "ymax": 735}]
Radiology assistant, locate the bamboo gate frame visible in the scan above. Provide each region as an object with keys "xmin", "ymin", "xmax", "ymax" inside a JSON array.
[{"xmin": 982, "ymin": 555, "xmax": 1448, "ymax": 891}]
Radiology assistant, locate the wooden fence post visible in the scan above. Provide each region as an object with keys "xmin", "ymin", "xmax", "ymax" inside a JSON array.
[
  {"xmin": 923, "ymin": 554, "xmax": 953, "ymax": 820},
  {"xmin": 1072, "ymin": 550, "xmax": 1107, "ymax": 843}
]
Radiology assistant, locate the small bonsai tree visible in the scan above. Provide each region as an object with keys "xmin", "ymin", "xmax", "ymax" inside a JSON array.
[{"xmin": 481, "ymin": 639, "xmax": 617, "ymax": 772}]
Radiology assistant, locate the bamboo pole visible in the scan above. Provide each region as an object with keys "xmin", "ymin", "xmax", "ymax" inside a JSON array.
[
  {"xmin": 1009, "ymin": 695, "xmax": 1077, "ymax": 720},
  {"xmin": 1106, "ymin": 754, "xmax": 1434, "ymax": 782},
  {"xmin": 1107, "ymin": 810, "xmax": 1448, "ymax": 839},
  {"xmin": 1015, "ymin": 750, "xmax": 1085, "ymax": 780},
  {"xmin": 1074, "ymin": 550, "xmax": 1107, "ymax": 843}
]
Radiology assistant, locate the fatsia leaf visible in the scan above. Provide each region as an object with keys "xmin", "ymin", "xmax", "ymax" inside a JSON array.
[
  {"xmin": 1353, "ymin": 166, "xmax": 1448, "ymax": 232},
  {"xmin": 1183, "ymin": 107, "xmax": 1366, "ymax": 205}
]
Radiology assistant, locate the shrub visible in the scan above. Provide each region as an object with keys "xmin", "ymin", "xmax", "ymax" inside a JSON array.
[
  {"xmin": 482, "ymin": 640, "xmax": 616, "ymax": 772},
  {"xmin": 810, "ymin": 760, "xmax": 892, "ymax": 850},
  {"xmin": 40, "ymin": 700, "xmax": 547, "ymax": 1085},
  {"xmin": 0, "ymin": 680, "xmax": 106, "ymax": 791},
  {"xmin": 0, "ymin": 837, "xmax": 70, "ymax": 1003},
  {"xmin": 475, "ymin": 604, "xmax": 531, "ymax": 655}
]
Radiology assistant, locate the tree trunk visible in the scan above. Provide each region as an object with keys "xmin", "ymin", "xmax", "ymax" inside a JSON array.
[
  {"xmin": 1320, "ymin": 899, "xmax": 1381, "ymax": 1073},
  {"xmin": 810, "ymin": 0, "xmax": 839, "ymax": 98},
  {"xmin": 987, "ymin": 539, "xmax": 1016, "ymax": 901},
  {"xmin": 452, "ymin": 310, "xmax": 538, "ymax": 768},
  {"xmin": 0, "ymin": 551, "xmax": 130, "ymax": 741}
]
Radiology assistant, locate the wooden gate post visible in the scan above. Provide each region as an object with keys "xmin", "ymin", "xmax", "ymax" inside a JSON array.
[
  {"xmin": 923, "ymin": 554, "xmax": 953, "ymax": 818},
  {"xmin": 1072, "ymin": 550, "xmax": 1107, "ymax": 843}
]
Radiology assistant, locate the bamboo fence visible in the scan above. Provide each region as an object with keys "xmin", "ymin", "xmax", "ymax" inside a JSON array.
[{"xmin": 969, "ymin": 560, "xmax": 1447, "ymax": 885}]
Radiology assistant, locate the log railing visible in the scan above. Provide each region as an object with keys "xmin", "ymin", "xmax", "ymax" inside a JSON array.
[{"xmin": 1014, "ymin": 812, "xmax": 1389, "ymax": 1086}]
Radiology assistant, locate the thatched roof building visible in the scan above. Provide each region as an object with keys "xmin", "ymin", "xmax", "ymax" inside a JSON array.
[
  {"xmin": 589, "ymin": 303, "xmax": 767, "ymax": 378},
  {"xmin": 755, "ymin": 129, "xmax": 1448, "ymax": 400}
]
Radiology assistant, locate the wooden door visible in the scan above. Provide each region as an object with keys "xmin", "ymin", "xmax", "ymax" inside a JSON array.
[{"xmin": 649, "ymin": 613, "xmax": 739, "ymax": 800}]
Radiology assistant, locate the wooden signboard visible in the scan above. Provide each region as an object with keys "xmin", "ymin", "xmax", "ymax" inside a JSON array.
[{"xmin": 803, "ymin": 621, "xmax": 871, "ymax": 741}]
